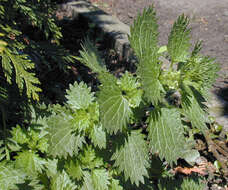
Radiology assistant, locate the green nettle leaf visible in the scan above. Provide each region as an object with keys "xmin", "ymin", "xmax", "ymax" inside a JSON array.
[
  {"xmin": 110, "ymin": 179, "xmax": 123, "ymax": 190},
  {"xmin": 50, "ymin": 170, "xmax": 77, "ymax": 190},
  {"xmin": 10, "ymin": 125, "xmax": 29, "ymax": 144},
  {"xmin": 47, "ymin": 114, "xmax": 85, "ymax": 158},
  {"xmin": 98, "ymin": 74, "xmax": 132, "ymax": 134},
  {"xmin": 45, "ymin": 159, "xmax": 58, "ymax": 178},
  {"xmin": 111, "ymin": 130, "xmax": 149, "ymax": 186},
  {"xmin": 82, "ymin": 171, "xmax": 94, "ymax": 190},
  {"xmin": 181, "ymin": 56, "xmax": 219, "ymax": 92},
  {"xmin": 78, "ymin": 38, "xmax": 107, "ymax": 74},
  {"xmin": 79, "ymin": 146, "xmax": 103, "ymax": 169},
  {"xmin": 0, "ymin": 162, "xmax": 25, "ymax": 189},
  {"xmin": 117, "ymin": 72, "xmax": 143, "ymax": 108},
  {"xmin": 15, "ymin": 150, "xmax": 46, "ymax": 177},
  {"xmin": 180, "ymin": 177, "xmax": 206, "ymax": 190},
  {"xmin": 65, "ymin": 159, "xmax": 84, "ymax": 180},
  {"xmin": 129, "ymin": 7, "xmax": 163, "ymax": 105},
  {"xmin": 148, "ymin": 108, "xmax": 186, "ymax": 164},
  {"xmin": 158, "ymin": 177, "xmax": 206, "ymax": 190},
  {"xmin": 167, "ymin": 14, "xmax": 191, "ymax": 63},
  {"xmin": 117, "ymin": 72, "xmax": 140, "ymax": 92},
  {"xmin": 72, "ymin": 109, "xmax": 91, "ymax": 132},
  {"xmin": 129, "ymin": 6, "xmax": 159, "ymax": 62},
  {"xmin": 66, "ymin": 81, "xmax": 95, "ymax": 110},
  {"xmin": 182, "ymin": 92, "xmax": 207, "ymax": 132},
  {"xmin": 89, "ymin": 125, "xmax": 106, "ymax": 149},
  {"xmin": 92, "ymin": 169, "xmax": 110, "ymax": 190}
]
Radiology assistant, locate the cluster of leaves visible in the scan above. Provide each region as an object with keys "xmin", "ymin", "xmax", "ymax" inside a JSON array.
[
  {"xmin": 0, "ymin": 0, "xmax": 76, "ymax": 127},
  {"xmin": 0, "ymin": 3, "xmax": 219, "ymax": 189},
  {"xmin": 0, "ymin": 80, "xmax": 206, "ymax": 189}
]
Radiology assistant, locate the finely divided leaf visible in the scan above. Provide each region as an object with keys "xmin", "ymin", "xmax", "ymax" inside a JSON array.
[
  {"xmin": 111, "ymin": 130, "xmax": 149, "ymax": 186},
  {"xmin": 66, "ymin": 81, "xmax": 94, "ymax": 110},
  {"xmin": 4, "ymin": 51, "xmax": 41, "ymax": 100},
  {"xmin": 98, "ymin": 74, "xmax": 132, "ymax": 134},
  {"xmin": 148, "ymin": 108, "xmax": 186, "ymax": 164},
  {"xmin": 47, "ymin": 114, "xmax": 84, "ymax": 158},
  {"xmin": 0, "ymin": 162, "xmax": 25, "ymax": 189},
  {"xmin": 167, "ymin": 14, "xmax": 191, "ymax": 63},
  {"xmin": 129, "ymin": 6, "xmax": 163, "ymax": 105},
  {"xmin": 92, "ymin": 169, "xmax": 110, "ymax": 190}
]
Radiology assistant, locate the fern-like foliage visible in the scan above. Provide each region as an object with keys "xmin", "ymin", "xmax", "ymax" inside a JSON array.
[{"xmin": 0, "ymin": 30, "xmax": 41, "ymax": 100}]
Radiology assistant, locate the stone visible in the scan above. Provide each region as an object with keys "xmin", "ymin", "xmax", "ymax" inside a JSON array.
[
  {"xmin": 224, "ymin": 35, "xmax": 228, "ymax": 42},
  {"xmin": 223, "ymin": 10, "xmax": 228, "ymax": 16},
  {"xmin": 60, "ymin": 0, "xmax": 131, "ymax": 60}
]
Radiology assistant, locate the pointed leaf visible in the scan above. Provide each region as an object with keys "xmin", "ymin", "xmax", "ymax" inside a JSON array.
[
  {"xmin": 15, "ymin": 150, "xmax": 46, "ymax": 177},
  {"xmin": 148, "ymin": 108, "xmax": 186, "ymax": 164},
  {"xmin": 66, "ymin": 81, "xmax": 94, "ymax": 110},
  {"xmin": 82, "ymin": 171, "xmax": 94, "ymax": 190},
  {"xmin": 78, "ymin": 38, "xmax": 107, "ymax": 74},
  {"xmin": 47, "ymin": 114, "xmax": 84, "ymax": 158},
  {"xmin": 182, "ymin": 92, "xmax": 207, "ymax": 132},
  {"xmin": 0, "ymin": 162, "xmax": 25, "ymax": 189},
  {"xmin": 129, "ymin": 6, "xmax": 159, "ymax": 61},
  {"xmin": 90, "ymin": 125, "xmax": 106, "ymax": 149},
  {"xmin": 65, "ymin": 159, "xmax": 83, "ymax": 181},
  {"xmin": 167, "ymin": 14, "xmax": 191, "ymax": 63},
  {"xmin": 110, "ymin": 179, "xmax": 123, "ymax": 190},
  {"xmin": 92, "ymin": 169, "xmax": 110, "ymax": 190},
  {"xmin": 98, "ymin": 74, "xmax": 132, "ymax": 134},
  {"xmin": 129, "ymin": 6, "xmax": 163, "ymax": 105},
  {"xmin": 51, "ymin": 170, "xmax": 77, "ymax": 190},
  {"xmin": 111, "ymin": 130, "xmax": 149, "ymax": 186}
]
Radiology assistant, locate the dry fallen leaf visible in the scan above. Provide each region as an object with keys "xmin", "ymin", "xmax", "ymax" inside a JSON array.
[{"xmin": 174, "ymin": 166, "xmax": 207, "ymax": 175}]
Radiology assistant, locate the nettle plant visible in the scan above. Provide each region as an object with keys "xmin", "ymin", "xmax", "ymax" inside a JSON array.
[{"xmin": 0, "ymin": 6, "xmax": 218, "ymax": 189}]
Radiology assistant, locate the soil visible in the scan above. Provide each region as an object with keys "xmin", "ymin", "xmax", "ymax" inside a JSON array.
[{"xmin": 89, "ymin": 0, "xmax": 228, "ymax": 103}]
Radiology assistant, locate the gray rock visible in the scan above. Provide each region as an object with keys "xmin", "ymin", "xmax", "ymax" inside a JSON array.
[
  {"xmin": 59, "ymin": 0, "xmax": 131, "ymax": 60},
  {"xmin": 223, "ymin": 10, "xmax": 228, "ymax": 16}
]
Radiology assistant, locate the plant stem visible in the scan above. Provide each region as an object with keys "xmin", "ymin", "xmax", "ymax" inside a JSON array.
[{"xmin": 1, "ymin": 107, "xmax": 10, "ymax": 160}]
